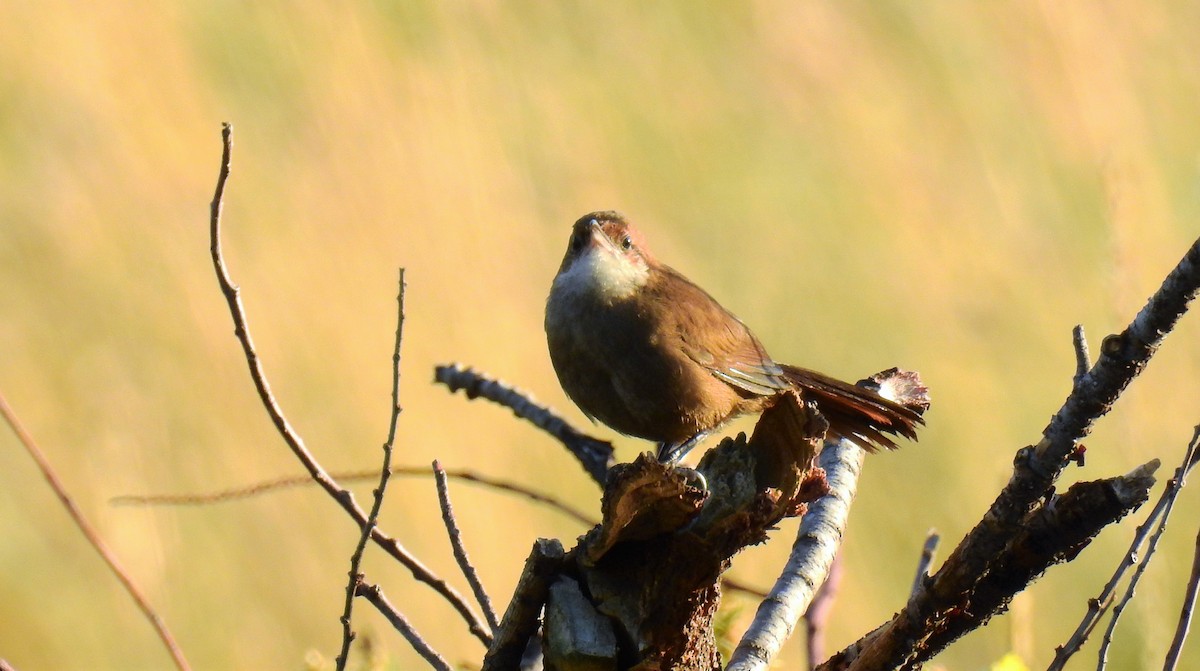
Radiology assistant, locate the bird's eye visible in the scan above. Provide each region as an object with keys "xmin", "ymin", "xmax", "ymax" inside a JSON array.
[
  {"xmin": 621, "ymin": 235, "xmax": 633, "ymax": 251},
  {"xmin": 569, "ymin": 233, "xmax": 584, "ymax": 253}
]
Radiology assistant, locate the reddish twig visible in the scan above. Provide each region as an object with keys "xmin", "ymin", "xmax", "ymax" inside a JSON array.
[
  {"xmin": 805, "ymin": 549, "xmax": 844, "ymax": 669},
  {"xmin": 208, "ymin": 123, "xmax": 490, "ymax": 646},
  {"xmin": 434, "ymin": 459, "xmax": 500, "ymax": 631},
  {"xmin": 336, "ymin": 270, "xmax": 406, "ymax": 670},
  {"xmin": 357, "ymin": 582, "xmax": 452, "ymax": 671},
  {"xmin": 0, "ymin": 390, "xmax": 190, "ymax": 671}
]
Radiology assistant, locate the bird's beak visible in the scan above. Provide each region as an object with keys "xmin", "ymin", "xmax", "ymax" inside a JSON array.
[{"xmin": 587, "ymin": 219, "xmax": 619, "ymax": 254}]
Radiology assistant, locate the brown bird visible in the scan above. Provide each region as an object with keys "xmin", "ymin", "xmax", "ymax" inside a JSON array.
[{"xmin": 544, "ymin": 211, "xmax": 923, "ymax": 463}]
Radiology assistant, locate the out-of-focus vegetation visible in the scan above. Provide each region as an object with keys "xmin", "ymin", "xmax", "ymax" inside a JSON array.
[{"xmin": 1, "ymin": 3, "xmax": 1198, "ymax": 669}]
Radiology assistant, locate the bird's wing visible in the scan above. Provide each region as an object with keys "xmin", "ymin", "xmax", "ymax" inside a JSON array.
[{"xmin": 658, "ymin": 266, "xmax": 791, "ymax": 397}]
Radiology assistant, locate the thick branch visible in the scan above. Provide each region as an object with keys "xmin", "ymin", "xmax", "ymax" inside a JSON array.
[
  {"xmin": 902, "ymin": 461, "xmax": 1158, "ymax": 668},
  {"xmin": 829, "ymin": 236, "xmax": 1200, "ymax": 670},
  {"xmin": 482, "ymin": 538, "xmax": 566, "ymax": 671},
  {"xmin": 726, "ymin": 440, "xmax": 865, "ymax": 671}
]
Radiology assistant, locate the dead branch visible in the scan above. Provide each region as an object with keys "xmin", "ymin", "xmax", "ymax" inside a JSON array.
[
  {"xmin": 208, "ymin": 124, "xmax": 491, "ymax": 647},
  {"xmin": 0, "ymin": 390, "xmax": 191, "ymax": 671},
  {"xmin": 895, "ymin": 461, "xmax": 1158, "ymax": 669},
  {"xmin": 727, "ymin": 369, "xmax": 929, "ymax": 671},
  {"xmin": 823, "ymin": 235, "xmax": 1200, "ymax": 670},
  {"xmin": 482, "ymin": 538, "xmax": 567, "ymax": 671},
  {"xmin": 335, "ymin": 270, "xmax": 406, "ymax": 670},
  {"xmin": 435, "ymin": 363, "xmax": 615, "ymax": 485}
]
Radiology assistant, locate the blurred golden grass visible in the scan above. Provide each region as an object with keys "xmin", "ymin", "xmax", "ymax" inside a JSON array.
[{"xmin": 1, "ymin": 2, "xmax": 1198, "ymax": 669}]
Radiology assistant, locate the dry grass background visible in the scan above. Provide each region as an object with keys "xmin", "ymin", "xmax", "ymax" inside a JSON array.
[{"xmin": 1, "ymin": 2, "xmax": 1199, "ymax": 669}]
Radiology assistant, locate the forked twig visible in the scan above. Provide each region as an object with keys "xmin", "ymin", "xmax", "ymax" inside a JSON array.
[
  {"xmin": 434, "ymin": 459, "xmax": 500, "ymax": 631},
  {"xmin": 0, "ymin": 391, "xmax": 191, "ymax": 671},
  {"xmin": 1056, "ymin": 424, "xmax": 1200, "ymax": 667},
  {"xmin": 336, "ymin": 270, "xmax": 406, "ymax": 670},
  {"xmin": 208, "ymin": 124, "xmax": 490, "ymax": 646}
]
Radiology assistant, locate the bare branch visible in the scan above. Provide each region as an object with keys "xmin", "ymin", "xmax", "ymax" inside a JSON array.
[
  {"xmin": 725, "ymin": 440, "xmax": 866, "ymax": 671},
  {"xmin": 207, "ymin": 125, "xmax": 491, "ymax": 647},
  {"xmin": 1052, "ymin": 425, "xmax": 1200, "ymax": 670},
  {"xmin": 434, "ymin": 459, "xmax": 500, "ymax": 631},
  {"xmin": 829, "ymin": 236, "xmax": 1200, "ymax": 670},
  {"xmin": 896, "ymin": 461, "xmax": 1158, "ymax": 669},
  {"xmin": 435, "ymin": 363, "xmax": 615, "ymax": 485},
  {"xmin": 1164, "ymin": 524, "xmax": 1200, "ymax": 671},
  {"xmin": 0, "ymin": 390, "xmax": 191, "ymax": 671},
  {"xmin": 336, "ymin": 270, "xmax": 406, "ymax": 670},
  {"xmin": 357, "ymin": 582, "xmax": 452, "ymax": 671},
  {"xmin": 482, "ymin": 538, "xmax": 566, "ymax": 671}
]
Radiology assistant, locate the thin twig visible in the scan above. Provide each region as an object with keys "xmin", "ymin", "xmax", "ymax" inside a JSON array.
[
  {"xmin": 1095, "ymin": 427, "xmax": 1200, "ymax": 668},
  {"xmin": 336, "ymin": 270, "xmax": 406, "ymax": 670},
  {"xmin": 434, "ymin": 459, "xmax": 500, "ymax": 631},
  {"xmin": 805, "ymin": 549, "xmax": 844, "ymax": 669},
  {"xmin": 1056, "ymin": 424, "xmax": 1200, "ymax": 667},
  {"xmin": 357, "ymin": 582, "xmax": 452, "ymax": 671},
  {"xmin": 1164, "ymin": 524, "xmax": 1200, "ymax": 670},
  {"xmin": 723, "ymin": 577, "xmax": 769, "ymax": 600},
  {"xmin": 911, "ymin": 530, "xmax": 940, "ymax": 599},
  {"xmin": 435, "ymin": 363, "xmax": 615, "ymax": 485},
  {"xmin": 208, "ymin": 124, "xmax": 490, "ymax": 646},
  {"xmin": 113, "ymin": 466, "xmax": 597, "ymax": 527},
  {"xmin": 0, "ymin": 391, "xmax": 191, "ymax": 671},
  {"xmin": 1051, "ymin": 425, "xmax": 1200, "ymax": 670},
  {"xmin": 1073, "ymin": 324, "xmax": 1091, "ymax": 388}
]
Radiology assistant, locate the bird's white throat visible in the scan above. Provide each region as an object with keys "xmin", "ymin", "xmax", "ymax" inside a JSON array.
[{"xmin": 552, "ymin": 244, "xmax": 649, "ymax": 306}]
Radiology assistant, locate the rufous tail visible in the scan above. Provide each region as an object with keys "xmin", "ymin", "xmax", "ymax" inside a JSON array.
[{"xmin": 781, "ymin": 365, "xmax": 924, "ymax": 452}]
